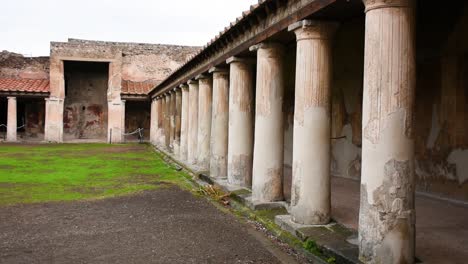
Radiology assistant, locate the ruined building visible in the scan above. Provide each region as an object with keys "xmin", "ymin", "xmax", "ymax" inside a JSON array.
[
  {"xmin": 1, "ymin": 0, "xmax": 468, "ymax": 263},
  {"xmin": 0, "ymin": 39, "xmax": 199, "ymax": 142}
]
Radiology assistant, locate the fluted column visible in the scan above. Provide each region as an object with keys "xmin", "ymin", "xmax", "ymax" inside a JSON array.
[
  {"xmin": 288, "ymin": 20, "xmax": 338, "ymax": 225},
  {"xmin": 187, "ymin": 80, "xmax": 199, "ymax": 165},
  {"xmin": 196, "ymin": 74, "xmax": 213, "ymax": 171},
  {"xmin": 180, "ymin": 84, "xmax": 189, "ymax": 161},
  {"xmin": 164, "ymin": 94, "xmax": 171, "ymax": 149},
  {"xmin": 174, "ymin": 88, "xmax": 182, "ymax": 156},
  {"xmin": 226, "ymin": 57, "xmax": 255, "ymax": 186},
  {"xmin": 250, "ymin": 42, "xmax": 285, "ymax": 203},
  {"xmin": 6, "ymin": 97, "xmax": 17, "ymax": 142},
  {"xmin": 150, "ymin": 98, "xmax": 158, "ymax": 144},
  {"xmin": 170, "ymin": 90, "xmax": 176, "ymax": 151},
  {"xmin": 156, "ymin": 97, "xmax": 165, "ymax": 146},
  {"xmin": 209, "ymin": 67, "xmax": 229, "ymax": 178},
  {"xmin": 359, "ymin": 1, "xmax": 416, "ymax": 263}
]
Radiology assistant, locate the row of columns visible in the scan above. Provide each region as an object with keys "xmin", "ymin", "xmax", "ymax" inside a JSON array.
[{"xmin": 150, "ymin": 1, "xmax": 415, "ymax": 262}]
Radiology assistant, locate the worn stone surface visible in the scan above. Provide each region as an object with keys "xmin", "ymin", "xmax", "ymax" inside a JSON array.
[
  {"xmin": 289, "ymin": 20, "xmax": 337, "ymax": 225},
  {"xmin": 150, "ymin": 99, "xmax": 158, "ymax": 144},
  {"xmin": 359, "ymin": 1, "xmax": 416, "ymax": 263},
  {"xmin": 174, "ymin": 89, "xmax": 182, "ymax": 156},
  {"xmin": 180, "ymin": 85, "xmax": 189, "ymax": 161},
  {"xmin": 197, "ymin": 76, "xmax": 212, "ymax": 170},
  {"xmin": 209, "ymin": 68, "xmax": 229, "ymax": 178},
  {"xmin": 164, "ymin": 95, "xmax": 171, "ymax": 148},
  {"xmin": 187, "ymin": 80, "xmax": 199, "ymax": 165},
  {"xmin": 6, "ymin": 97, "xmax": 17, "ymax": 142},
  {"xmin": 0, "ymin": 51, "xmax": 49, "ymax": 79},
  {"xmin": 251, "ymin": 43, "xmax": 285, "ymax": 203},
  {"xmin": 227, "ymin": 58, "xmax": 254, "ymax": 187}
]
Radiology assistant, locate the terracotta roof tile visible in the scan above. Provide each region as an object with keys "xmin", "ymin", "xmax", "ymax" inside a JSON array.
[
  {"xmin": 0, "ymin": 78, "xmax": 49, "ymax": 93},
  {"xmin": 121, "ymin": 80, "xmax": 154, "ymax": 95}
]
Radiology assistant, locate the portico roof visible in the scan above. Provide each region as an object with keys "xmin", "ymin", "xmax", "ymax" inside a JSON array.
[{"xmin": 0, "ymin": 78, "xmax": 49, "ymax": 94}]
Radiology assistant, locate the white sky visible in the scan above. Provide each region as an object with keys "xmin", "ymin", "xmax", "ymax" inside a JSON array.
[{"xmin": 0, "ymin": 0, "xmax": 258, "ymax": 56}]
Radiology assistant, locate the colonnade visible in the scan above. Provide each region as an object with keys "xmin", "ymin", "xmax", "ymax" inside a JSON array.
[{"xmin": 150, "ymin": 1, "xmax": 416, "ymax": 262}]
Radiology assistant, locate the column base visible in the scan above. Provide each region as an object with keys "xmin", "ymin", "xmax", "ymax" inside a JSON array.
[{"xmin": 245, "ymin": 197, "xmax": 288, "ymax": 211}]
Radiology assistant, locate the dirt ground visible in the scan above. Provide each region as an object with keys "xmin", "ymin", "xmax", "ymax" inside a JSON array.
[{"xmin": 0, "ymin": 186, "xmax": 297, "ymax": 264}]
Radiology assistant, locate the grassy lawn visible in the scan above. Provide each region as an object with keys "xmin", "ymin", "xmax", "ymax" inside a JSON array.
[{"xmin": 0, "ymin": 143, "xmax": 191, "ymax": 206}]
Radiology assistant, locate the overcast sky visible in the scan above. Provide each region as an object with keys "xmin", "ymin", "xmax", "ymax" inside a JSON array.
[{"xmin": 0, "ymin": 0, "xmax": 258, "ymax": 56}]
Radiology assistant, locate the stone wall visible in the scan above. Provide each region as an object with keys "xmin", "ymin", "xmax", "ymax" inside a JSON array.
[
  {"xmin": 66, "ymin": 39, "xmax": 199, "ymax": 86},
  {"xmin": 0, "ymin": 51, "xmax": 49, "ymax": 79}
]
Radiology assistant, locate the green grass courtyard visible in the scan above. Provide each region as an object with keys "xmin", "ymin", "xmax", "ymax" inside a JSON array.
[{"xmin": 0, "ymin": 143, "xmax": 191, "ymax": 206}]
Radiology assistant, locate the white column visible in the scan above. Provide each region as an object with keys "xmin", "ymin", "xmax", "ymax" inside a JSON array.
[
  {"xmin": 359, "ymin": 1, "xmax": 416, "ymax": 263},
  {"xmin": 164, "ymin": 94, "xmax": 171, "ymax": 149},
  {"xmin": 250, "ymin": 42, "xmax": 285, "ymax": 203},
  {"xmin": 180, "ymin": 84, "xmax": 190, "ymax": 161},
  {"xmin": 209, "ymin": 67, "xmax": 229, "ymax": 178},
  {"xmin": 150, "ymin": 98, "xmax": 158, "ymax": 144},
  {"xmin": 6, "ymin": 97, "xmax": 17, "ymax": 142},
  {"xmin": 196, "ymin": 74, "xmax": 213, "ymax": 171},
  {"xmin": 288, "ymin": 20, "xmax": 338, "ymax": 225},
  {"xmin": 157, "ymin": 97, "xmax": 165, "ymax": 146},
  {"xmin": 187, "ymin": 80, "xmax": 199, "ymax": 165},
  {"xmin": 170, "ymin": 91, "xmax": 176, "ymax": 151},
  {"xmin": 174, "ymin": 88, "xmax": 182, "ymax": 156},
  {"xmin": 226, "ymin": 57, "xmax": 255, "ymax": 187}
]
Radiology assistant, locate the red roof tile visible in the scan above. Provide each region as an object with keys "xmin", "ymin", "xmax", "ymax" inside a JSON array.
[
  {"xmin": 0, "ymin": 78, "xmax": 49, "ymax": 93},
  {"xmin": 121, "ymin": 80, "xmax": 154, "ymax": 95}
]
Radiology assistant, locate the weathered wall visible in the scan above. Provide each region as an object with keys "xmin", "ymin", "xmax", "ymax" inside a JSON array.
[
  {"xmin": 283, "ymin": 45, "xmax": 296, "ymax": 202},
  {"xmin": 330, "ymin": 18, "xmax": 364, "ymax": 181},
  {"xmin": 413, "ymin": 2, "xmax": 468, "ymax": 200},
  {"xmin": 63, "ymin": 61, "xmax": 108, "ymax": 140},
  {"xmin": 125, "ymin": 101, "xmax": 150, "ymax": 140},
  {"xmin": 23, "ymin": 99, "xmax": 45, "ymax": 140},
  {"xmin": 66, "ymin": 39, "xmax": 199, "ymax": 86},
  {"xmin": 0, "ymin": 51, "xmax": 49, "ymax": 79}
]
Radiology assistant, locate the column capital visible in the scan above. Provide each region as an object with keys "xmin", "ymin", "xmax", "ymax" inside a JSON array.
[
  {"xmin": 249, "ymin": 41, "xmax": 285, "ymax": 53},
  {"xmin": 7, "ymin": 96, "xmax": 16, "ymax": 100},
  {"xmin": 363, "ymin": 0, "xmax": 415, "ymax": 12},
  {"xmin": 179, "ymin": 83, "xmax": 189, "ymax": 90},
  {"xmin": 195, "ymin": 74, "xmax": 210, "ymax": 80},
  {"xmin": 208, "ymin": 67, "xmax": 228, "ymax": 74},
  {"xmin": 288, "ymin": 20, "xmax": 339, "ymax": 41},
  {"xmin": 226, "ymin": 56, "xmax": 255, "ymax": 65},
  {"xmin": 187, "ymin": 79, "xmax": 198, "ymax": 85}
]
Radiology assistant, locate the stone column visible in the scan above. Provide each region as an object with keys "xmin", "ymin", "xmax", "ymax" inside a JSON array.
[
  {"xmin": 209, "ymin": 67, "xmax": 229, "ymax": 178},
  {"xmin": 6, "ymin": 97, "xmax": 17, "ymax": 142},
  {"xmin": 288, "ymin": 20, "xmax": 338, "ymax": 225},
  {"xmin": 164, "ymin": 94, "xmax": 171, "ymax": 149},
  {"xmin": 250, "ymin": 42, "xmax": 285, "ymax": 203},
  {"xmin": 107, "ymin": 99, "xmax": 125, "ymax": 143},
  {"xmin": 196, "ymin": 74, "xmax": 213, "ymax": 171},
  {"xmin": 170, "ymin": 91, "xmax": 176, "ymax": 150},
  {"xmin": 226, "ymin": 57, "xmax": 255, "ymax": 186},
  {"xmin": 180, "ymin": 84, "xmax": 190, "ymax": 161},
  {"xmin": 174, "ymin": 88, "xmax": 182, "ymax": 156},
  {"xmin": 157, "ymin": 97, "xmax": 165, "ymax": 146},
  {"xmin": 150, "ymin": 98, "xmax": 158, "ymax": 144},
  {"xmin": 359, "ymin": 1, "xmax": 416, "ymax": 263},
  {"xmin": 187, "ymin": 80, "xmax": 199, "ymax": 165}
]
